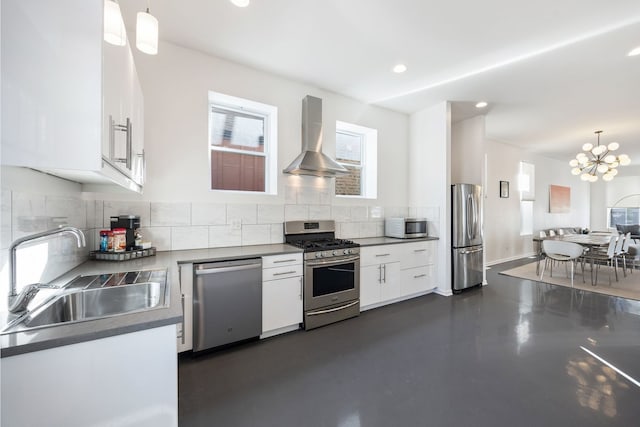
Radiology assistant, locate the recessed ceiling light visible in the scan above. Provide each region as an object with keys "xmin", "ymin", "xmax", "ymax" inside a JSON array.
[
  {"xmin": 628, "ymin": 46, "xmax": 640, "ymax": 57},
  {"xmin": 230, "ymin": 0, "xmax": 250, "ymax": 7},
  {"xmin": 392, "ymin": 64, "xmax": 407, "ymax": 73},
  {"xmin": 475, "ymin": 101, "xmax": 488, "ymax": 108}
]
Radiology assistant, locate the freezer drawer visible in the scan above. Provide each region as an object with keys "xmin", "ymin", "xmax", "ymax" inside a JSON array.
[{"xmin": 452, "ymin": 246, "xmax": 483, "ymax": 291}]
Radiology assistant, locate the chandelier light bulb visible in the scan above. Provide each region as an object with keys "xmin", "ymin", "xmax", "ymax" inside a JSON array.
[
  {"xmin": 603, "ymin": 173, "xmax": 614, "ymax": 181},
  {"xmin": 619, "ymin": 155, "xmax": 631, "ymax": 166},
  {"xmin": 590, "ymin": 175, "xmax": 598, "ymax": 182},
  {"xmin": 571, "ymin": 168, "xmax": 581, "ymax": 175},
  {"xmin": 578, "ymin": 156, "xmax": 589, "ymax": 165},
  {"xmin": 610, "ymin": 169, "xmax": 618, "ymax": 176},
  {"xmin": 607, "ymin": 142, "xmax": 619, "ymax": 151},
  {"xmin": 231, "ymin": 0, "xmax": 251, "ymax": 7},
  {"xmin": 582, "ymin": 143, "xmax": 593, "ymax": 151},
  {"xmin": 604, "ymin": 154, "xmax": 616, "ymax": 163},
  {"xmin": 597, "ymin": 164, "xmax": 609, "ymax": 173},
  {"xmin": 580, "ymin": 173, "xmax": 590, "ymax": 181},
  {"xmin": 569, "ymin": 159, "xmax": 579, "ymax": 167}
]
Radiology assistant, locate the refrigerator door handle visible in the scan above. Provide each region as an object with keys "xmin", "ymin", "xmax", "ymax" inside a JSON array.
[
  {"xmin": 466, "ymin": 194, "xmax": 473, "ymax": 240},
  {"xmin": 460, "ymin": 247, "xmax": 483, "ymax": 255}
]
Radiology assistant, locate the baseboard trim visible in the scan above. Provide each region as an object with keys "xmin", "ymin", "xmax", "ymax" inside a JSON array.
[{"xmin": 486, "ymin": 252, "xmax": 536, "ymax": 266}]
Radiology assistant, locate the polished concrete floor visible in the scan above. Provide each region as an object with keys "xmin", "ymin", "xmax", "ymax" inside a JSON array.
[{"xmin": 178, "ymin": 258, "xmax": 640, "ymax": 426}]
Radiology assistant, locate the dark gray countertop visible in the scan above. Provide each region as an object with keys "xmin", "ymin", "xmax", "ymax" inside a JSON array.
[
  {"xmin": 1, "ymin": 243, "xmax": 303, "ymax": 358},
  {"xmin": 354, "ymin": 236, "xmax": 439, "ymax": 247}
]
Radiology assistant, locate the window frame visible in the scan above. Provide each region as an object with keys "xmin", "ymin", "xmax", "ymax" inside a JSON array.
[
  {"xmin": 335, "ymin": 120, "xmax": 377, "ymax": 199},
  {"xmin": 208, "ymin": 91, "xmax": 278, "ymax": 195}
]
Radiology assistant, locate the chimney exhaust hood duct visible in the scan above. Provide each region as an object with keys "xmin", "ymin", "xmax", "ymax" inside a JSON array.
[{"xmin": 282, "ymin": 95, "xmax": 349, "ymax": 177}]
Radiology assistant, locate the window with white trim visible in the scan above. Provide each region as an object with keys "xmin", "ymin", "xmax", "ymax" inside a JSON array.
[
  {"xmin": 335, "ymin": 121, "xmax": 377, "ymax": 198},
  {"xmin": 519, "ymin": 161, "xmax": 535, "ymax": 236},
  {"xmin": 208, "ymin": 91, "xmax": 277, "ymax": 194}
]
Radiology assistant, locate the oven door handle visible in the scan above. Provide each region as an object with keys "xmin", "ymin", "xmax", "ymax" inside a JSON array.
[
  {"xmin": 306, "ymin": 300, "xmax": 359, "ymax": 316},
  {"xmin": 305, "ymin": 255, "xmax": 360, "ymax": 267}
]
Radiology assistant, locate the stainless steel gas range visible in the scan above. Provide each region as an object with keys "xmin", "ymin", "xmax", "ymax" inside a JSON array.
[{"xmin": 284, "ymin": 220, "xmax": 360, "ymax": 330}]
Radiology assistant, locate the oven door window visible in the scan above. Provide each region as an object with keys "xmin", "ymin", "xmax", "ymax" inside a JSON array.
[
  {"xmin": 405, "ymin": 221, "xmax": 426, "ymax": 234},
  {"xmin": 312, "ymin": 261, "xmax": 355, "ymax": 297}
]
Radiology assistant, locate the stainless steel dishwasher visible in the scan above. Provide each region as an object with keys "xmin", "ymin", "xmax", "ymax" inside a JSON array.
[{"xmin": 193, "ymin": 258, "xmax": 262, "ymax": 352}]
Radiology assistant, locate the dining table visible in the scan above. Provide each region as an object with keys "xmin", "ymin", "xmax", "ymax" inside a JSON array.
[{"xmin": 533, "ymin": 233, "xmax": 614, "ymax": 285}]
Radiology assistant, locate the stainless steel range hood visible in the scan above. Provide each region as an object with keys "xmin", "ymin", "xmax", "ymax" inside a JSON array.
[{"xmin": 283, "ymin": 95, "xmax": 349, "ymax": 177}]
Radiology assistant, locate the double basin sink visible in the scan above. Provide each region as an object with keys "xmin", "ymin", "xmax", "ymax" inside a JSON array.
[{"xmin": 3, "ymin": 269, "xmax": 169, "ymax": 334}]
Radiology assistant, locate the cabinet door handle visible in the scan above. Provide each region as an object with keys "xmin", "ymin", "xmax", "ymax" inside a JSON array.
[
  {"xmin": 274, "ymin": 259, "xmax": 297, "ymax": 264},
  {"xmin": 378, "ymin": 264, "xmax": 382, "ymax": 283},
  {"xmin": 273, "ymin": 270, "xmax": 296, "ymax": 276},
  {"xmin": 375, "ymin": 253, "xmax": 390, "ymax": 257},
  {"xmin": 383, "ymin": 264, "xmax": 387, "ymax": 283},
  {"xmin": 299, "ymin": 277, "xmax": 303, "ymax": 300},
  {"xmin": 109, "ymin": 115, "xmax": 116, "ymax": 161},
  {"xmin": 414, "ymin": 274, "xmax": 427, "ymax": 279},
  {"xmin": 125, "ymin": 117, "xmax": 132, "ymax": 170},
  {"xmin": 414, "ymin": 249, "xmax": 427, "ymax": 253}
]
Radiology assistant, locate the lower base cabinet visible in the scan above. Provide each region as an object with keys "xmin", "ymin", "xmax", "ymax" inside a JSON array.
[
  {"xmin": 262, "ymin": 275, "xmax": 303, "ymax": 334},
  {"xmin": 2, "ymin": 326, "xmax": 178, "ymax": 427}
]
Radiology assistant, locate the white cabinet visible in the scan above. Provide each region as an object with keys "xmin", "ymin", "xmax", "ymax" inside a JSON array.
[
  {"xmin": 399, "ymin": 241, "xmax": 437, "ymax": 296},
  {"xmin": 262, "ymin": 253, "xmax": 303, "ymax": 337},
  {"xmin": 176, "ymin": 263, "xmax": 194, "ymax": 353},
  {"xmin": 2, "ymin": 326, "xmax": 178, "ymax": 427},
  {"xmin": 1, "ymin": 0, "xmax": 144, "ymax": 192},
  {"xmin": 360, "ymin": 245, "xmax": 401, "ymax": 310},
  {"xmin": 360, "ymin": 241, "xmax": 437, "ymax": 310}
]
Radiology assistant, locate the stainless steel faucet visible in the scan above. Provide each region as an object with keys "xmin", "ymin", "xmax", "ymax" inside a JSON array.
[{"xmin": 8, "ymin": 226, "xmax": 86, "ymax": 313}]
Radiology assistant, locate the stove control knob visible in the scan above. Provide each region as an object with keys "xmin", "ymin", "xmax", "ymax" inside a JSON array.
[
  {"xmin": 343, "ymin": 249, "xmax": 349, "ymax": 255},
  {"xmin": 332, "ymin": 250, "xmax": 338, "ymax": 256},
  {"xmin": 316, "ymin": 252, "xmax": 322, "ymax": 258}
]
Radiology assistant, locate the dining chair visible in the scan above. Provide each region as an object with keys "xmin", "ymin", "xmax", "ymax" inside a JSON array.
[
  {"xmin": 616, "ymin": 232, "xmax": 631, "ymax": 277},
  {"xmin": 540, "ymin": 240, "xmax": 585, "ymax": 287},
  {"xmin": 557, "ymin": 229, "xmax": 565, "ymax": 236},
  {"xmin": 548, "ymin": 230, "xmax": 556, "ymax": 237},
  {"xmin": 583, "ymin": 235, "xmax": 617, "ymax": 286}
]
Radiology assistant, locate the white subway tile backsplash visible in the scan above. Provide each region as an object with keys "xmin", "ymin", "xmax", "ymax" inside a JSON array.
[
  {"xmin": 284, "ymin": 186, "xmax": 298, "ymax": 204},
  {"xmin": 270, "ymin": 223, "xmax": 284, "ymax": 244},
  {"xmin": 359, "ymin": 222, "xmax": 379, "ymax": 238},
  {"xmin": 309, "ymin": 205, "xmax": 331, "ymax": 220},
  {"xmin": 103, "ymin": 201, "xmax": 151, "ymax": 227},
  {"xmin": 227, "ymin": 204, "xmax": 257, "ymax": 225},
  {"xmin": 46, "ymin": 196, "xmax": 86, "ymax": 229},
  {"xmin": 298, "ymin": 188, "xmax": 320, "ymax": 205},
  {"xmin": 86, "ymin": 200, "xmax": 104, "ymax": 228},
  {"xmin": 319, "ymin": 190, "xmax": 332, "ymax": 205},
  {"xmin": 151, "ymin": 202, "xmax": 191, "ymax": 226},
  {"xmin": 1, "ymin": 189, "xmax": 13, "ymax": 250},
  {"xmin": 285, "ymin": 205, "xmax": 309, "ymax": 221},
  {"xmin": 241, "ymin": 225, "xmax": 271, "ymax": 246},
  {"xmin": 331, "ymin": 206, "xmax": 351, "ymax": 222},
  {"xmin": 209, "ymin": 225, "xmax": 241, "ymax": 248},
  {"xmin": 337, "ymin": 222, "xmax": 360, "ymax": 239},
  {"xmin": 385, "ymin": 206, "xmax": 408, "ymax": 218},
  {"xmin": 369, "ymin": 206, "xmax": 384, "ymax": 220},
  {"xmin": 351, "ymin": 206, "xmax": 368, "ymax": 222},
  {"xmin": 191, "ymin": 202, "xmax": 226, "ymax": 226},
  {"xmin": 139, "ymin": 227, "xmax": 171, "ymax": 251},
  {"xmin": 257, "ymin": 204, "xmax": 284, "ymax": 224},
  {"xmin": 171, "ymin": 226, "xmax": 208, "ymax": 250}
]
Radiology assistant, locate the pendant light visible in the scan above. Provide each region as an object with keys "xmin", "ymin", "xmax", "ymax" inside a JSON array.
[
  {"xmin": 569, "ymin": 131, "xmax": 631, "ymax": 182},
  {"xmin": 136, "ymin": 3, "xmax": 159, "ymax": 55},
  {"xmin": 104, "ymin": 0, "xmax": 126, "ymax": 46}
]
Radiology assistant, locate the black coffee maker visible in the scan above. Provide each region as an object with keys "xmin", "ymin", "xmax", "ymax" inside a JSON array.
[{"xmin": 110, "ymin": 215, "xmax": 141, "ymax": 250}]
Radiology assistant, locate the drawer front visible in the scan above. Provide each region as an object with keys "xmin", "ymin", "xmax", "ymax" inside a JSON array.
[
  {"xmin": 400, "ymin": 241, "xmax": 435, "ymax": 269},
  {"xmin": 262, "ymin": 253, "xmax": 303, "ymax": 269},
  {"xmin": 360, "ymin": 245, "xmax": 401, "ymax": 267},
  {"xmin": 401, "ymin": 265, "xmax": 435, "ymax": 296},
  {"xmin": 263, "ymin": 263, "xmax": 303, "ymax": 281}
]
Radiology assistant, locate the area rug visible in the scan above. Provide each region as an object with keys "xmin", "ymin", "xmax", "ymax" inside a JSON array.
[{"xmin": 499, "ymin": 261, "xmax": 640, "ymax": 301}]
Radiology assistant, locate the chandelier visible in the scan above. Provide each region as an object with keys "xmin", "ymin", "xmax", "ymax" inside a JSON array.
[{"xmin": 570, "ymin": 131, "xmax": 630, "ymax": 182}]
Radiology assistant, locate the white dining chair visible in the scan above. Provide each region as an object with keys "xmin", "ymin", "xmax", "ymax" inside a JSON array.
[
  {"xmin": 548, "ymin": 230, "xmax": 556, "ymax": 237},
  {"xmin": 557, "ymin": 229, "xmax": 565, "ymax": 236},
  {"xmin": 540, "ymin": 240, "xmax": 585, "ymax": 287},
  {"xmin": 616, "ymin": 232, "xmax": 631, "ymax": 277},
  {"xmin": 583, "ymin": 236, "xmax": 618, "ymax": 286}
]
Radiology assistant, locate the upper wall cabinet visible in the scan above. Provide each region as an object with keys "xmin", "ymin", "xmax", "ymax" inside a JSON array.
[{"xmin": 1, "ymin": 0, "xmax": 145, "ymax": 192}]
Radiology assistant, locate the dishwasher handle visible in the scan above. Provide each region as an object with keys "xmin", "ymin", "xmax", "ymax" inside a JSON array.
[{"xmin": 195, "ymin": 259, "xmax": 262, "ymax": 275}]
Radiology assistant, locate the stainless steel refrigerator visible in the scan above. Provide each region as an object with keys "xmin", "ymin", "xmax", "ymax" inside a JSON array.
[{"xmin": 452, "ymin": 184, "xmax": 484, "ymax": 292}]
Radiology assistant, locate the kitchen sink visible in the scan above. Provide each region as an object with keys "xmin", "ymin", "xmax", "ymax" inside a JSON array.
[{"xmin": 2, "ymin": 269, "xmax": 169, "ymax": 334}]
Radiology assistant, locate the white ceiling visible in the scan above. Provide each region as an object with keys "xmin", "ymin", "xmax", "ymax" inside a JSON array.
[{"xmin": 120, "ymin": 0, "xmax": 640, "ymax": 164}]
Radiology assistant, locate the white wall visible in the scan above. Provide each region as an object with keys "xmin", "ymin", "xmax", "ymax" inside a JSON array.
[
  {"xmin": 451, "ymin": 116, "xmax": 485, "ymax": 185},
  {"xmin": 484, "ymin": 139, "xmax": 590, "ymax": 264},
  {"xmin": 409, "ymin": 102, "xmax": 451, "ymax": 296},
  {"xmin": 126, "ymin": 41, "xmax": 409, "ymax": 206},
  {"xmin": 589, "ymin": 168, "xmax": 640, "ymax": 230}
]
